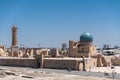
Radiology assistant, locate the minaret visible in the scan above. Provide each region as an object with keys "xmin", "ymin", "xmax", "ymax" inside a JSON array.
[
  {"xmin": 12, "ymin": 25, "xmax": 18, "ymax": 47},
  {"xmin": 11, "ymin": 25, "xmax": 19, "ymax": 57}
]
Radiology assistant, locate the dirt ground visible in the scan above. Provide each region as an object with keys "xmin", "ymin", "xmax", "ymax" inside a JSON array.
[{"xmin": 0, "ymin": 66, "xmax": 112, "ymax": 80}]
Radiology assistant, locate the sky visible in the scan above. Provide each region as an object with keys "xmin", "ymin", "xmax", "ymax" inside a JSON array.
[{"xmin": 0, "ymin": 0, "xmax": 120, "ymax": 48}]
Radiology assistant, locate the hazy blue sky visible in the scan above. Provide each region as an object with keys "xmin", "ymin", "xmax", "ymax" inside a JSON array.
[{"xmin": 0, "ymin": 0, "xmax": 120, "ymax": 48}]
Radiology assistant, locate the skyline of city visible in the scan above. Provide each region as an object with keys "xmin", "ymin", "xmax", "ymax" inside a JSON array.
[{"xmin": 0, "ymin": 0, "xmax": 120, "ymax": 48}]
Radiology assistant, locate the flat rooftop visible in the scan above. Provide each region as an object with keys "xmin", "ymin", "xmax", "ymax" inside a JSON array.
[
  {"xmin": 44, "ymin": 57, "xmax": 91, "ymax": 60},
  {"xmin": 0, "ymin": 57, "xmax": 34, "ymax": 59}
]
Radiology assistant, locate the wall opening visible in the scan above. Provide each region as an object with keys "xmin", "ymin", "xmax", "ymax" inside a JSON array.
[{"xmin": 37, "ymin": 60, "xmax": 41, "ymax": 68}]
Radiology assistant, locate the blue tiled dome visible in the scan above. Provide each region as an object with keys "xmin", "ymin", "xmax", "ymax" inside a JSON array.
[{"xmin": 80, "ymin": 32, "xmax": 93, "ymax": 42}]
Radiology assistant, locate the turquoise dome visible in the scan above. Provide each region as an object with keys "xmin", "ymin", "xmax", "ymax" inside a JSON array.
[{"xmin": 80, "ymin": 32, "xmax": 93, "ymax": 42}]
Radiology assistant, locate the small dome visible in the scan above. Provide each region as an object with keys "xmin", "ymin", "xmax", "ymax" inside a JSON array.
[{"xmin": 80, "ymin": 32, "xmax": 93, "ymax": 42}]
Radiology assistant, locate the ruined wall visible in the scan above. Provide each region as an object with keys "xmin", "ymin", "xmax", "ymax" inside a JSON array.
[
  {"xmin": 78, "ymin": 58, "xmax": 97, "ymax": 71},
  {"xmin": 111, "ymin": 58, "xmax": 120, "ymax": 66},
  {"xmin": 44, "ymin": 59, "xmax": 78, "ymax": 70},
  {"xmin": 0, "ymin": 58, "xmax": 37, "ymax": 68}
]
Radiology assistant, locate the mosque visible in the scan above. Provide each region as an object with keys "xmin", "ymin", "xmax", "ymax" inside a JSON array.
[
  {"xmin": 0, "ymin": 25, "xmax": 113, "ymax": 71},
  {"xmin": 41, "ymin": 32, "xmax": 111, "ymax": 71}
]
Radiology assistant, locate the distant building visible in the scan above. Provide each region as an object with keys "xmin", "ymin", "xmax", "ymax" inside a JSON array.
[
  {"xmin": 62, "ymin": 43, "xmax": 67, "ymax": 50},
  {"xmin": 103, "ymin": 44, "xmax": 111, "ymax": 50}
]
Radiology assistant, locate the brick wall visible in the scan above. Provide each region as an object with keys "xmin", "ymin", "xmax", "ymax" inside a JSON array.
[{"xmin": 0, "ymin": 58, "xmax": 37, "ymax": 68}]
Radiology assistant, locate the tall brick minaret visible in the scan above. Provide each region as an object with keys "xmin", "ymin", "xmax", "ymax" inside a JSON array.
[
  {"xmin": 11, "ymin": 25, "xmax": 19, "ymax": 57},
  {"xmin": 12, "ymin": 25, "xmax": 18, "ymax": 47}
]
